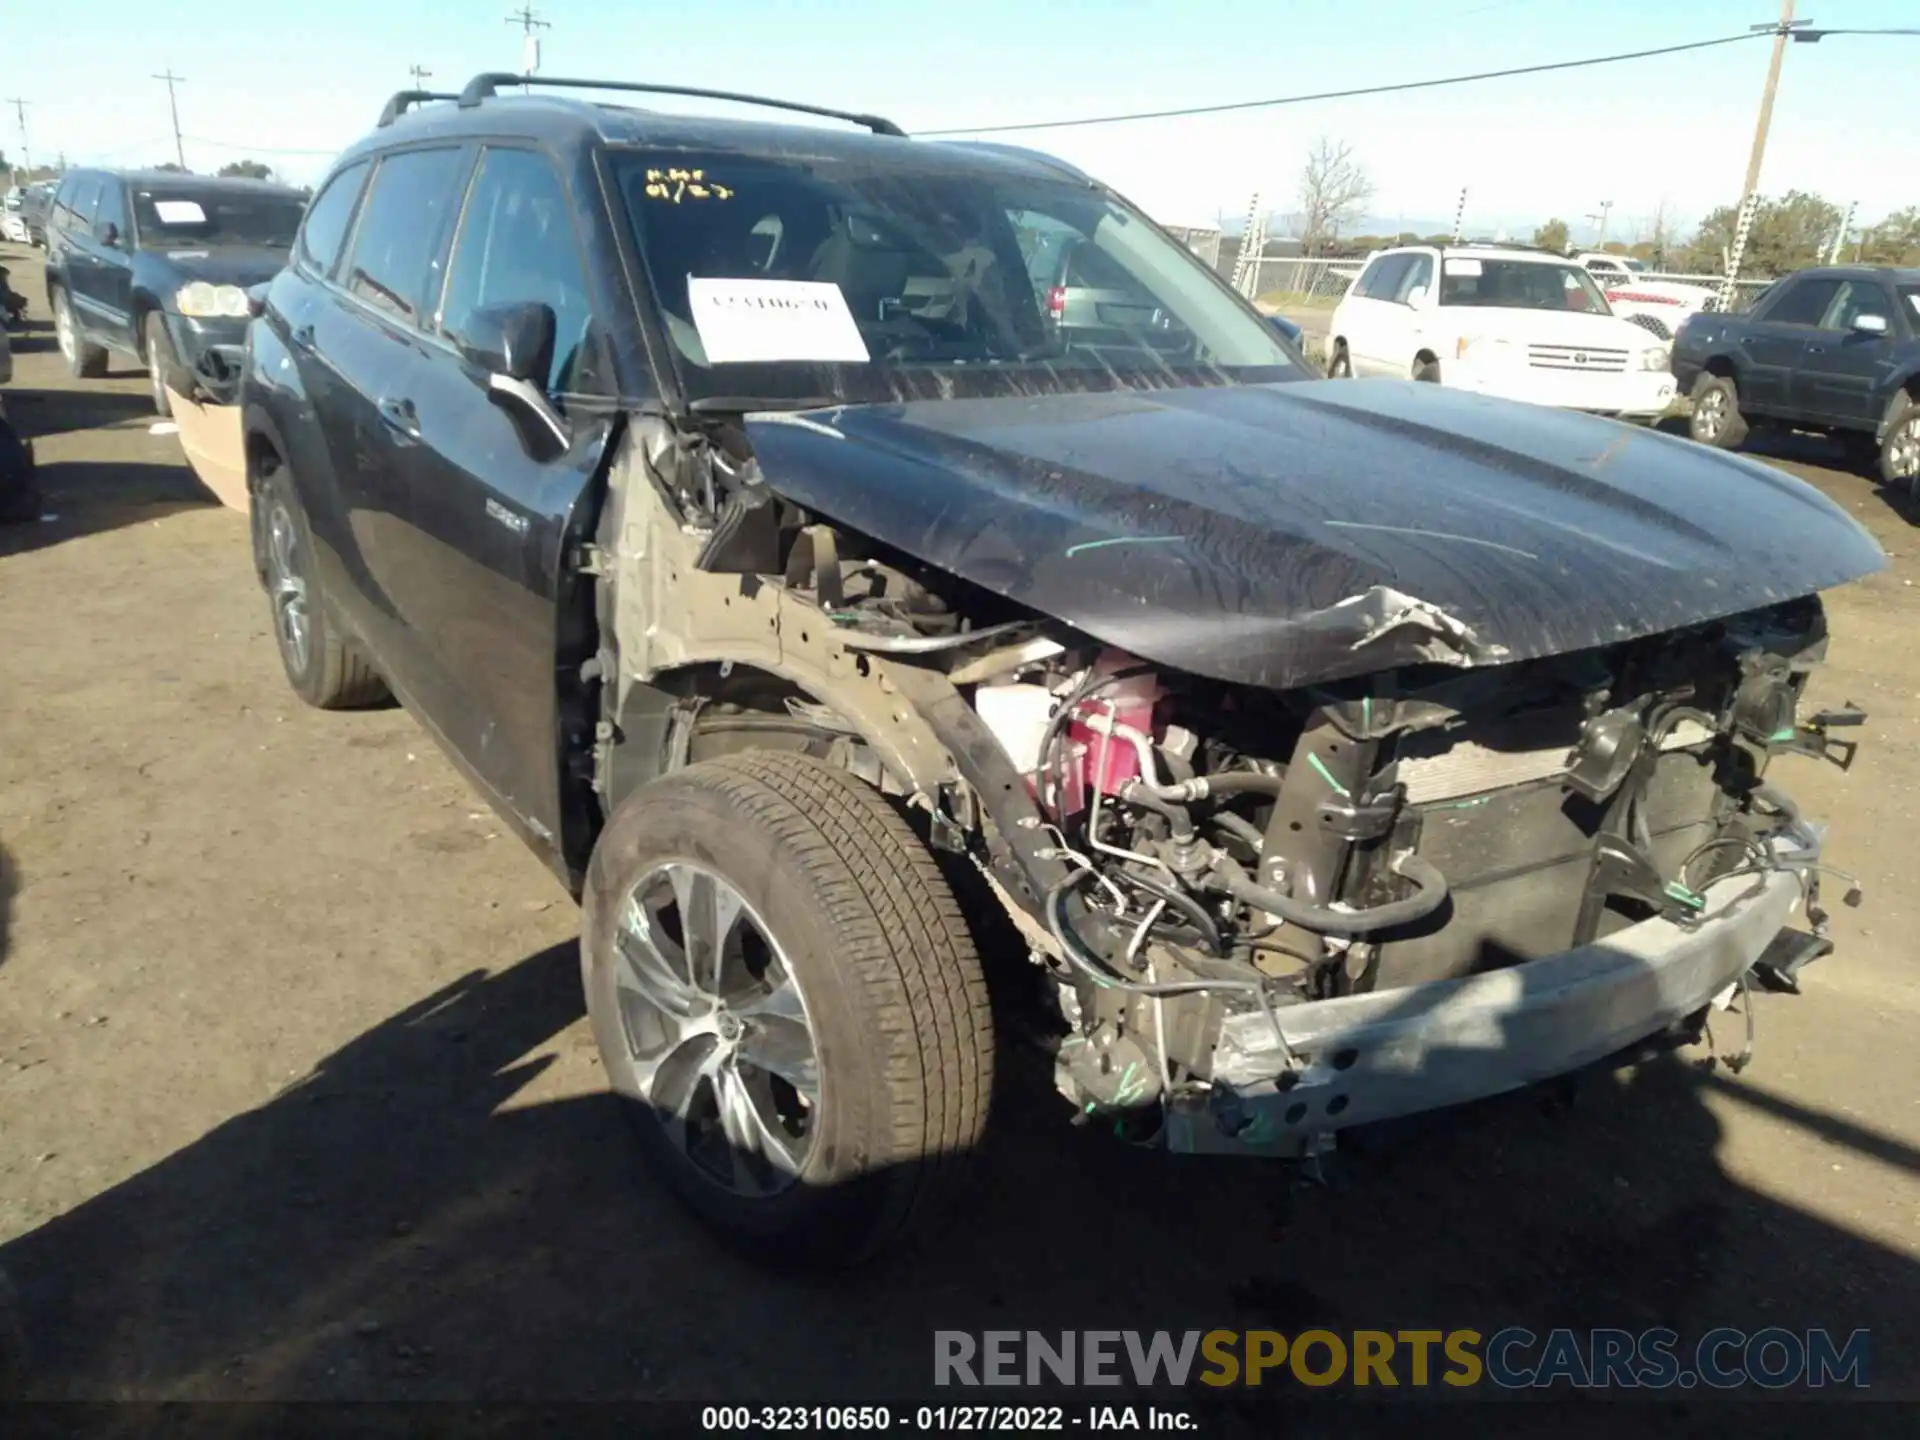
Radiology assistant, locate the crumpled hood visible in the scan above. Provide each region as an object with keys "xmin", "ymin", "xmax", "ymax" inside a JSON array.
[{"xmin": 742, "ymin": 379, "xmax": 1886, "ymax": 689}]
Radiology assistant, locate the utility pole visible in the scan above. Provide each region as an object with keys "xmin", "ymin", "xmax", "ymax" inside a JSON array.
[
  {"xmin": 409, "ymin": 64, "xmax": 433, "ymax": 89},
  {"xmin": 5, "ymin": 98, "xmax": 29, "ymax": 175},
  {"xmin": 1229, "ymin": 191, "xmax": 1262, "ymax": 293},
  {"xmin": 505, "ymin": 6, "xmax": 550, "ymax": 85},
  {"xmin": 153, "ymin": 68, "xmax": 187, "ymax": 170},
  {"xmin": 1722, "ymin": 1, "xmax": 1809, "ymax": 300},
  {"xmin": 1826, "ymin": 200, "xmax": 1855, "ymax": 265},
  {"xmin": 1451, "ymin": 187, "xmax": 1467, "ymax": 245},
  {"xmin": 1590, "ymin": 199, "xmax": 1614, "ymax": 249}
]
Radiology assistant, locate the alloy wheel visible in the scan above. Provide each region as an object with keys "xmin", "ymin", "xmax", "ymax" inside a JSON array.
[
  {"xmin": 54, "ymin": 295, "xmax": 74, "ymax": 363},
  {"xmin": 264, "ymin": 502, "xmax": 311, "ymax": 675},
  {"xmin": 1695, "ymin": 389, "xmax": 1726, "ymax": 441},
  {"xmin": 1888, "ymin": 417, "xmax": 1920, "ymax": 490},
  {"xmin": 148, "ymin": 334, "xmax": 168, "ymax": 414},
  {"xmin": 610, "ymin": 860, "xmax": 820, "ymax": 1197}
]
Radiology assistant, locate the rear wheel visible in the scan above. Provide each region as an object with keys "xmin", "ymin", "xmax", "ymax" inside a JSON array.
[
  {"xmin": 581, "ymin": 751, "xmax": 994, "ymax": 1267},
  {"xmin": 1688, "ymin": 373, "xmax": 1748, "ymax": 450},
  {"xmin": 255, "ymin": 457, "xmax": 389, "ymax": 709},
  {"xmin": 51, "ymin": 289, "xmax": 107, "ymax": 379},
  {"xmin": 1327, "ymin": 342, "xmax": 1352, "ymax": 378},
  {"xmin": 1413, "ymin": 356, "xmax": 1440, "ymax": 383},
  {"xmin": 1881, "ymin": 395, "xmax": 1920, "ymax": 494}
]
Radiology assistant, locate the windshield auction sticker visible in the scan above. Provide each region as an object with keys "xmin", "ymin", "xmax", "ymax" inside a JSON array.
[{"xmin": 687, "ymin": 278, "xmax": 871, "ymax": 365}]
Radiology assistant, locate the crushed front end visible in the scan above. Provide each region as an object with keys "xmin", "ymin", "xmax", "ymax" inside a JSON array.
[{"xmin": 960, "ymin": 596, "xmax": 1859, "ymax": 1156}]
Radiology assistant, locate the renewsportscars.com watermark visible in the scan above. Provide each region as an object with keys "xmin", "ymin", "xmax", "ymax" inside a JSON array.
[{"xmin": 934, "ymin": 1328, "xmax": 1872, "ymax": 1391}]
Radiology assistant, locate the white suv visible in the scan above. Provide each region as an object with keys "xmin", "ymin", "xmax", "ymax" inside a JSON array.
[{"xmin": 1329, "ymin": 245, "xmax": 1677, "ymax": 419}]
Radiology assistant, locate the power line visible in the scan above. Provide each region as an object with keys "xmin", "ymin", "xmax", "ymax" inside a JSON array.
[
  {"xmin": 409, "ymin": 64, "xmax": 433, "ymax": 88},
  {"xmin": 182, "ymin": 134, "xmax": 340, "ymax": 156},
  {"xmin": 920, "ymin": 31, "xmax": 1768, "ymax": 136}
]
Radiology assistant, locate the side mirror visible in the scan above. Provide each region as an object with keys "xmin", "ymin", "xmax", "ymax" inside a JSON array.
[
  {"xmin": 93, "ymin": 219, "xmax": 120, "ymax": 248},
  {"xmin": 458, "ymin": 301, "xmax": 567, "ymax": 456},
  {"xmin": 1404, "ymin": 284, "xmax": 1430, "ymax": 308},
  {"xmin": 1851, "ymin": 313, "xmax": 1889, "ymax": 337},
  {"xmin": 456, "ymin": 300, "xmax": 556, "ymax": 387},
  {"xmin": 245, "ymin": 281, "xmax": 271, "ymax": 320},
  {"xmin": 1266, "ymin": 314, "xmax": 1302, "ymax": 346}
]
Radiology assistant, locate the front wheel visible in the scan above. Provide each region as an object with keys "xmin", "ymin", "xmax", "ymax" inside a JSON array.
[
  {"xmin": 1688, "ymin": 373, "xmax": 1749, "ymax": 450},
  {"xmin": 581, "ymin": 751, "xmax": 994, "ymax": 1267},
  {"xmin": 1412, "ymin": 357, "xmax": 1440, "ymax": 383},
  {"xmin": 145, "ymin": 312, "xmax": 189, "ymax": 417},
  {"xmin": 1327, "ymin": 342, "xmax": 1352, "ymax": 378},
  {"xmin": 1881, "ymin": 395, "xmax": 1920, "ymax": 494}
]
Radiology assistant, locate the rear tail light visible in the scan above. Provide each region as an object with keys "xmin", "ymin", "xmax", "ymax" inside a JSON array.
[{"xmin": 1046, "ymin": 285, "xmax": 1066, "ymax": 319}]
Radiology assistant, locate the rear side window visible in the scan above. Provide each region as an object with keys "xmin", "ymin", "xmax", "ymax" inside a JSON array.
[
  {"xmin": 439, "ymin": 147, "xmax": 597, "ymax": 400},
  {"xmin": 1758, "ymin": 277, "xmax": 1841, "ymax": 328},
  {"xmin": 340, "ymin": 147, "xmax": 468, "ymax": 325},
  {"xmin": 297, "ymin": 161, "xmax": 369, "ymax": 277}
]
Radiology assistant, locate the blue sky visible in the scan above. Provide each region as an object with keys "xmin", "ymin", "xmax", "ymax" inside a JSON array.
[{"xmin": 7, "ymin": 0, "xmax": 1915, "ymax": 240}]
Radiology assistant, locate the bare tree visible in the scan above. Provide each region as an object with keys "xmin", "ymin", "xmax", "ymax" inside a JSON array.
[{"xmin": 1295, "ymin": 136, "xmax": 1375, "ymax": 256}]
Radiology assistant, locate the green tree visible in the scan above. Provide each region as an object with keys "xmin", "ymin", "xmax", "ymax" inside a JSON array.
[
  {"xmin": 154, "ymin": 161, "xmax": 190, "ymax": 174},
  {"xmin": 1680, "ymin": 190, "xmax": 1844, "ymax": 277},
  {"xmin": 1533, "ymin": 217, "xmax": 1571, "ymax": 253},
  {"xmin": 217, "ymin": 159, "xmax": 274, "ymax": 181},
  {"xmin": 1858, "ymin": 207, "xmax": 1920, "ymax": 267}
]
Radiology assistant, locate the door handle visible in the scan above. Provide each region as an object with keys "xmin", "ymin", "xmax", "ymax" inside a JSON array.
[
  {"xmin": 377, "ymin": 396, "xmax": 421, "ymax": 441},
  {"xmin": 289, "ymin": 323, "xmax": 316, "ymax": 349}
]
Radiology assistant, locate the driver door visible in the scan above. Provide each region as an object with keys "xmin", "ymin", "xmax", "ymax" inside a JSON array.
[{"xmin": 382, "ymin": 144, "xmax": 615, "ymax": 856}]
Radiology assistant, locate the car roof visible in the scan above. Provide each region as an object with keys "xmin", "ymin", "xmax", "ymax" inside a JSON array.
[
  {"xmin": 348, "ymin": 91, "xmax": 1095, "ymax": 189},
  {"xmin": 69, "ymin": 167, "xmax": 305, "ymax": 197},
  {"xmin": 1370, "ymin": 243, "xmax": 1579, "ymax": 261},
  {"xmin": 1787, "ymin": 264, "xmax": 1920, "ymax": 284}
]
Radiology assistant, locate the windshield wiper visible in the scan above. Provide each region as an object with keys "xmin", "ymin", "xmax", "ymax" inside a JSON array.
[{"xmin": 688, "ymin": 395, "xmax": 838, "ymax": 415}]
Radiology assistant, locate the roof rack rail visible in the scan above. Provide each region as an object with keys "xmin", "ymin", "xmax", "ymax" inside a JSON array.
[
  {"xmin": 454, "ymin": 73, "xmax": 908, "ymax": 138},
  {"xmin": 378, "ymin": 89, "xmax": 463, "ymax": 128}
]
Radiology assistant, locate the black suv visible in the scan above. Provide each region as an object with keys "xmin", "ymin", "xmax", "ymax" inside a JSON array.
[
  {"xmin": 43, "ymin": 167, "xmax": 308, "ymax": 414},
  {"xmin": 238, "ymin": 75, "xmax": 1880, "ymax": 1264},
  {"xmin": 1672, "ymin": 265, "xmax": 1920, "ymax": 488}
]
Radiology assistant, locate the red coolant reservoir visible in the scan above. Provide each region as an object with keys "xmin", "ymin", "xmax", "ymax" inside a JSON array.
[{"xmin": 1063, "ymin": 655, "xmax": 1162, "ymax": 809}]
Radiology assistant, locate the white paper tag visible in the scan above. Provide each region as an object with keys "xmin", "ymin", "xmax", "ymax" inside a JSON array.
[
  {"xmin": 687, "ymin": 278, "xmax": 870, "ymax": 365},
  {"xmin": 153, "ymin": 200, "xmax": 207, "ymax": 225},
  {"xmin": 1444, "ymin": 257, "xmax": 1483, "ymax": 277}
]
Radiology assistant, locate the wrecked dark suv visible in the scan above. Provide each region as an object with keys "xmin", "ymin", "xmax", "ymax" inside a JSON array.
[{"xmin": 225, "ymin": 74, "xmax": 1884, "ymax": 1264}]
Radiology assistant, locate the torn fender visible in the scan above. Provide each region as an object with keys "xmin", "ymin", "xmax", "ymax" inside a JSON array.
[{"xmin": 742, "ymin": 381, "xmax": 1885, "ymax": 689}]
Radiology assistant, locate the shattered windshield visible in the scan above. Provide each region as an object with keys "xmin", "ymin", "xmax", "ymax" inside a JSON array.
[
  {"xmin": 611, "ymin": 148, "xmax": 1299, "ymax": 407},
  {"xmin": 132, "ymin": 187, "xmax": 306, "ymax": 250}
]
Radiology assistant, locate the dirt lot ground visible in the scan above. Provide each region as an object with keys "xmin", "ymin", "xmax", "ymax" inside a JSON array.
[{"xmin": 2, "ymin": 243, "xmax": 1917, "ymax": 1409}]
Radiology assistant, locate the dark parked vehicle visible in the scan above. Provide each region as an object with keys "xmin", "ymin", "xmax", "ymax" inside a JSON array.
[
  {"xmin": 20, "ymin": 182, "xmax": 54, "ymax": 248},
  {"xmin": 43, "ymin": 168, "xmax": 307, "ymax": 415},
  {"xmin": 1672, "ymin": 265, "xmax": 1920, "ymax": 489},
  {"xmin": 229, "ymin": 74, "xmax": 1881, "ymax": 1264}
]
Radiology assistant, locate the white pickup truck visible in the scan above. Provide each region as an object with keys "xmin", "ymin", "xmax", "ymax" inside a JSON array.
[{"xmin": 1575, "ymin": 253, "xmax": 1717, "ymax": 339}]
